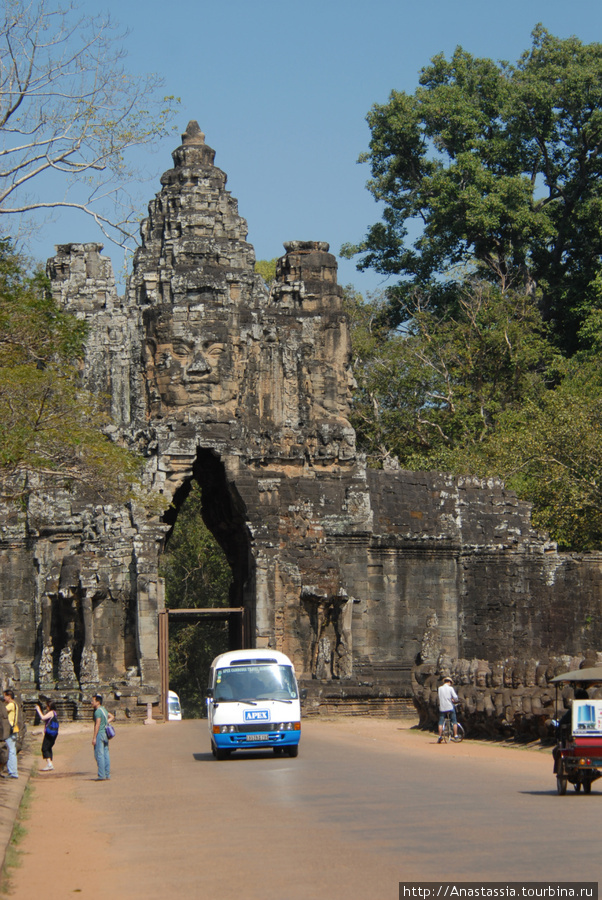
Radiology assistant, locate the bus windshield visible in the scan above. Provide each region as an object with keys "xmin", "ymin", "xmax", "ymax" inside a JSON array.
[{"xmin": 214, "ymin": 664, "xmax": 298, "ymax": 702}]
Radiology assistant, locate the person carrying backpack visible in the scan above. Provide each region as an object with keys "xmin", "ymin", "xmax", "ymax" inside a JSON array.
[
  {"xmin": 35, "ymin": 700, "xmax": 59, "ymax": 771},
  {"xmin": 3, "ymin": 690, "xmax": 19, "ymax": 779}
]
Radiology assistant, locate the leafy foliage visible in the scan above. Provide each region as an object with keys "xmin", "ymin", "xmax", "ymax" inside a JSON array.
[
  {"xmin": 0, "ymin": 242, "xmax": 142, "ymax": 503},
  {"xmin": 343, "ymin": 26, "xmax": 602, "ymax": 355},
  {"xmin": 484, "ymin": 363, "xmax": 602, "ymax": 550},
  {"xmin": 342, "ymin": 27, "xmax": 602, "ymax": 551},
  {"xmin": 255, "ymin": 258, "xmax": 277, "ymax": 286},
  {"xmin": 161, "ymin": 481, "xmax": 233, "ymax": 718},
  {"xmin": 344, "ymin": 281, "xmax": 561, "ymax": 468},
  {"xmin": 344, "ymin": 280, "xmax": 602, "ymax": 550}
]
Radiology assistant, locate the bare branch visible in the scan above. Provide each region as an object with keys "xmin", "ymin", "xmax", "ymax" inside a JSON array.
[{"xmin": 0, "ymin": 0, "xmax": 178, "ymax": 248}]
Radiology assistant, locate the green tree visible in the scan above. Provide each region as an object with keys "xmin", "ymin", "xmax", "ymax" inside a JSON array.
[
  {"xmin": 255, "ymin": 258, "xmax": 278, "ymax": 286},
  {"xmin": 484, "ymin": 361, "xmax": 602, "ymax": 550},
  {"xmin": 161, "ymin": 480, "xmax": 233, "ymax": 717},
  {"xmin": 345, "ymin": 280, "xmax": 602, "ymax": 549},
  {"xmin": 0, "ymin": 242, "xmax": 142, "ymax": 504},
  {"xmin": 343, "ymin": 26, "xmax": 602, "ymax": 355},
  {"xmin": 344, "ymin": 280, "xmax": 561, "ymax": 472}
]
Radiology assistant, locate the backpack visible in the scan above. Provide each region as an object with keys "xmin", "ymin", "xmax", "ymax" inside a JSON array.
[
  {"xmin": 13, "ymin": 700, "xmax": 26, "ymax": 751},
  {"xmin": 45, "ymin": 714, "xmax": 59, "ymax": 737},
  {"xmin": 9, "ymin": 701, "xmax": 19, "ymax": 735}
]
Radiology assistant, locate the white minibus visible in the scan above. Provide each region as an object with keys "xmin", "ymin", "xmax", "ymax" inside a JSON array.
[{"xmin": 206, "ymin": 649, "xmax": 302, "ymax": 760}]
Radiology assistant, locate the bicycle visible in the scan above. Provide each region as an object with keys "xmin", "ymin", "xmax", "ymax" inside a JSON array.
[{"xmin": 438, "ymin": 709, "xmax": 465, "ymax": 743}]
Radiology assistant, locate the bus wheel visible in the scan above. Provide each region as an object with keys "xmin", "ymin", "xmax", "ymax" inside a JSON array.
[{"xmin": 287, "ymin": 745, "xmax": 299, "ymax": 758}]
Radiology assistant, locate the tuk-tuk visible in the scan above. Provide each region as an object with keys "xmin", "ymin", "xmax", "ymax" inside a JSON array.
[{"xmin": 551, "ymin": 665, "xmax": 602, "ymax": 795}]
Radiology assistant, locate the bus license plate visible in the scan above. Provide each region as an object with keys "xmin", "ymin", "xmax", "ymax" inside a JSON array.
[{"xmin": 247, "ymin": 734, "xmax": 269, "ymax": 741}]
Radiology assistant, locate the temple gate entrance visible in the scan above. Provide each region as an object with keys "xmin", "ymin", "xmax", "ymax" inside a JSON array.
[
  {"xmin": 158, "ymin": 608, "xmax": 245, "ymax": 719},
  {"xmin": 158, "ymin": 449, "xmax": 254, "ymax": 719}
]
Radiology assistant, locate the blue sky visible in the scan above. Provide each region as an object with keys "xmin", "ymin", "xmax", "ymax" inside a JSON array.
[{"xmin": 26, "ymin": 0, "xmax": 602, "ymax": 294}]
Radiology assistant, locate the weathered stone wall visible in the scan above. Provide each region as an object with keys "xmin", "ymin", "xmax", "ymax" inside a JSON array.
[{"xmin": 1, "ymin": 121, "xmax": 601, "ymax": 723}]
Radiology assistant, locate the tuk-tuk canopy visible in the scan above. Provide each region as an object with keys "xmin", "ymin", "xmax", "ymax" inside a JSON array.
[{"xmin": 551, "ymin": 665, "xmax": 602, "ymax": 684}]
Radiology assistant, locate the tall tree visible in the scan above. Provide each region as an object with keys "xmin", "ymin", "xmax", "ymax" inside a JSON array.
[
  {"xmin": 0, "ymin": 0, "xmax": 178, "ymax": 247},
  {"xmin": 344, "ymin": 280, "xmax": 602, "ymax": 550},
  {"xmin": 344, "ymin": 281, "xmax": 561, "ymax": 472},
  {"xmin": 343, "ymin": 26, "xmax": 602, "ymax": 355},
  {"xmin": 483, "ymin": 360, "xmax": 602, "ymax": 550}
]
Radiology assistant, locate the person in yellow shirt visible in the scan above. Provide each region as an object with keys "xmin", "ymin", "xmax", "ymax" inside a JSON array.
[{"xmin": 3, "ymin": 690, "xmax": 19, "ymax": 779}]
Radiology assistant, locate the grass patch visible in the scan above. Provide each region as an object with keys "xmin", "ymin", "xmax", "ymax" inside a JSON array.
[{"xmin": 0, "ymin": 782, "xmax": 34, "ymax": 895}]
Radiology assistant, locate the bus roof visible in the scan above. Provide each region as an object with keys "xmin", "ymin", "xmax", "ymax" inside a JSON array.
[{"xmin": 211, "ymin": 648, "xmax": 295, "ymax": 669}]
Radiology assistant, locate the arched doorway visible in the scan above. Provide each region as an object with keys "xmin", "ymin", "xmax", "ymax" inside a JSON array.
[{"xmin": 158, "ymin": 449, "xmax": 255, "ymax": 718}]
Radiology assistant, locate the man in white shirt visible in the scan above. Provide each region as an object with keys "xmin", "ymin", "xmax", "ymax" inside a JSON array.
[{"xmin": 437, "ymin": 676, "xmax": 459, "ymax": 743}]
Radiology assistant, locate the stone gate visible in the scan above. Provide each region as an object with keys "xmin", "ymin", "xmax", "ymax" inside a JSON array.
[{"xmin": 1, "ymin": 122, "xmax": 601, "ymax": 720}]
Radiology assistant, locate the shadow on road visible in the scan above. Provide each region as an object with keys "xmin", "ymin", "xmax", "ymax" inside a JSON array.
[
  {"xmin": 192, "ymin": 750, "xmax": 297, "ymax": 762},
  {"xmin": 519, "ymin": 789, "xmax": 602, "ymax": 797}
]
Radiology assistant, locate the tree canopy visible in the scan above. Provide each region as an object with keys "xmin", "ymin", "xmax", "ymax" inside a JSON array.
[
  {"xmin": 343, "ymin": 26, "xmax": 602, "ymax": 355},
  {"xmin": 341, "ymin": 27, "xmax": 602, "ymax": 550},
  {"xmin": 255, "ymin": 258, "xmax": 277, "ymax": 286},
  {"xmin": 344, "ymin": 282, "xmax": 561, "ymax": 469},
  {"xmin": 344, "ymin": 280, "xmax": 602, "ymax": 551}
]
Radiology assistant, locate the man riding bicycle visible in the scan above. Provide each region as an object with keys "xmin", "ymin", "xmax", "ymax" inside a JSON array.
[{"xmin": 437, "ymin": 676, "xmax": 460, "ymax": 743}]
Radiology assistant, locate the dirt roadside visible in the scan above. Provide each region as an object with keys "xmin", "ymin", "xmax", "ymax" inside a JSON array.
[{"xmin": 1, "ymin": 722, "xmax": 109, "ymax": 896}]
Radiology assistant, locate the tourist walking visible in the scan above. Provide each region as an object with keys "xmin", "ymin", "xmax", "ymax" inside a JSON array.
[
  {"xmin": 437, "ymin": 676, "xmax": 460, "ymax": 743},
  {"xmin": 35, "ymin": 700, "xmax": 59, "ymax": 771},
  {"xmin": 3, "ymin": 690, "xmax": 19, "ymax": 778},
  {"xmin": 91, "ymin": 694, "xmax": 114, "ymax": 781}
]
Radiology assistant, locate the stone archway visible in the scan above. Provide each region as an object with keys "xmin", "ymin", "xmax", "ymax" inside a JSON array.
[
  {"xmin": 157, "ymin": 448, "xmax": 255, "ymax": 717},
  {"xmin": 161, "ymin": 448, "xmax": 255, "ymax": 645}
]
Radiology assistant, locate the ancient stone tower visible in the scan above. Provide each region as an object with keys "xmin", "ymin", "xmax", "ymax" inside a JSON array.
[{"xmin": 1, "ymin": 122, "xmax": 602, "ymax": 720}]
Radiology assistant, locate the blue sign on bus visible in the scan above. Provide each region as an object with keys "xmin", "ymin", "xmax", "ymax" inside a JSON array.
[{"xmin": 244, "ymin": 709, "xmax": 270, "ymax": 722}]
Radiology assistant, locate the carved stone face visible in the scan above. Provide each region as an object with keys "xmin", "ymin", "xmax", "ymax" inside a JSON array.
[
  {"xmin": 524, "ymin": 661, "xmax": 537, "ymax": 688},
  {"xmin": 490, "ymin": 663, "xmax": 504, "ymax": 688},
  {"xmin": 476, "ymin": 665, "xmax": 490, "ymax": 688},
  {"xmin": 144, "ymin": 307, "xmax": 235, "ymax": 415},
  {"xmin": 437, "ymin": 654, "xmax": 452, "ymax": 678}
]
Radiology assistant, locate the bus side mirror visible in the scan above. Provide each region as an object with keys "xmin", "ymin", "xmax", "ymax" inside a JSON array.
[
  {"xmin": 206, "ymin": 688, "xmax": 213, "ymax": 698},
  {"xmin": 300, "ymin": 689, "xmax": 307, "ymax": 701}
]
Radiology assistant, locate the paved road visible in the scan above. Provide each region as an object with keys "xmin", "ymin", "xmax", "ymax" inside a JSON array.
[{"xmin": 9, "ymin": 718, "xmax": 602, "ymax": 899}]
